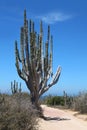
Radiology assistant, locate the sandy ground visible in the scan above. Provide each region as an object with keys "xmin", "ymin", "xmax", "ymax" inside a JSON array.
[{"xmin": 39, "ymin": 105, "xmax": 87, "ymax": 130}]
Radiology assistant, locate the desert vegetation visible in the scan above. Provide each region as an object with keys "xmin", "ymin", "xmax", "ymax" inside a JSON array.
[
  {"xmin": 72, "ymin": 91, "xmax": 87, "ymax": 113},
  {"xmin": 0, "ymin": 92, "xmax": 38, "ymax": 130},
  {"xmin": 0, "ymin": 90, "xmax": 87, "ymax": 130},
  {"xmin": 42, "ymin": 95, "xmax": 65, "ymax": 106},
  {"xmin": 11, "ymin": 80, "xmax": 22, "ymax": 94},
  {"xmin": 42, "ymin": 91, "xmax": 87, "ymax": 114}
]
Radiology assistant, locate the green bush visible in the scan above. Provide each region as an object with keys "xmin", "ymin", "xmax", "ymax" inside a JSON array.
[
  {"xmin": 44, "ymin": 95, "xmax": 65, "ymax": 106},
  {"xmin": 0, "ymin": 93, "xmax": 38, "ymax": 130}
]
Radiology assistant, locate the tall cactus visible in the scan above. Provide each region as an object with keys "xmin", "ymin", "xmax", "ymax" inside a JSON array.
[
  {"xmin": 11, "ymin": 80, "xmax": 22, "ymax": 94},
  {"xmin": 15, "ymin": 10, "xmax": 61, "ymax": 107}
]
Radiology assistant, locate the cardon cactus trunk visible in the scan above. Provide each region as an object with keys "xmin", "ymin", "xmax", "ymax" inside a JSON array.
[{"xmin": 15, "ymin": 10, "xmax": 61, "ymax": 108}]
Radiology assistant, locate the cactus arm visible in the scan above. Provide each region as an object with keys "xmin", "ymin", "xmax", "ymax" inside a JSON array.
[
  {"xmin": 24, "ymin": 20, "xmax": 30, "ymax": 74},
  {"xmin": 15, "ymin": 41, "xmax": 26, "ymax": 81},
  {"xmin": 39, "ymin": 66, "xmax": 61, "ymax": 96},
  {"xmin": 48, "ymin": 66, "xmax": 61, "ymax": 87}
]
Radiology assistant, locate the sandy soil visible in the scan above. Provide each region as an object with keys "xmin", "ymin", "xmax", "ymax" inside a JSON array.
[{"xmin": 39, "ymin": 105, "xmax": 87, "ymax": 130}]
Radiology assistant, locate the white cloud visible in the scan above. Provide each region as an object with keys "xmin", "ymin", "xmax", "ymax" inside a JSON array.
[{"xmin": 36, "ymin": 12, "xmax": 72, "ymax": 24}]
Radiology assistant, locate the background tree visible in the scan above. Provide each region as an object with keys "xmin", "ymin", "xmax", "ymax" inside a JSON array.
[{"xmin": 15, "ymin": 10, "xmax": 61, "ymax": 108}]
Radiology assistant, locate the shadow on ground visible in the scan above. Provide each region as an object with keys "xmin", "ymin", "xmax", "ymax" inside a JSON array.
[{"xmin": 43, "ymin": 116, "xmax": 71, "ymax": 121}]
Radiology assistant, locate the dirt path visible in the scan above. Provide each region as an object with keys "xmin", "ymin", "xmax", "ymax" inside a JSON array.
[{"xmin": 39, "ymin": 105, "xmax": 87, "ymax": 130}]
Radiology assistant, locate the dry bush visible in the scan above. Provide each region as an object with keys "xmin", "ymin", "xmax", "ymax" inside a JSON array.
[
  {"xmin": 72, "ymin": 92, "xmax": 87, "ymax": 113},
  {"xmin": 0, "ymin": 93, "xmax": 38, "ymax": 130}
]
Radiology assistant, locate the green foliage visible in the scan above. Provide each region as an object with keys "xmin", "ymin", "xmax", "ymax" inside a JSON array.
[
  {"xmin": 42, "ymin": 94, "xmax": 74, "ymax": 109},
  {"xmin": 44, "ymin": 95, "xmax": 65, "ymax": 106},
  {"xmin": 0, "ymin": 93, "xmax": 38, "ymax": 130},
  {"xmin": 44, "ymin": 92, "xmax": 87, "ymax": 114}
]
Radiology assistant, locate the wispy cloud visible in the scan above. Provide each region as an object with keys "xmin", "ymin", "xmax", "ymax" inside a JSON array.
[{"xmin": 36, "ymin": 12, "xmax": 72, "ymax": 24}]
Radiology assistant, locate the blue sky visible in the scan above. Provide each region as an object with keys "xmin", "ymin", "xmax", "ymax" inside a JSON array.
[{"xmin": 0, "ymin": 0, "xmax": 87, "ymax": 95}]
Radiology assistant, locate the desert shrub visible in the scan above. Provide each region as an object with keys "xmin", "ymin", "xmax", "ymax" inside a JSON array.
[
  {"xmin": 64, "ymin": 96, "xmax": 74, "ymax": 108},
  {"xmin": 44, "ymin": 95, "xmax": 65, "ymax": 106},
  {"xmin": 0, "ymin": 93, "xmax": 38, "ymax": 130},
  {"xmin": 72, "ymin": 92, "xmax": 87, "ymax": 113}
]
